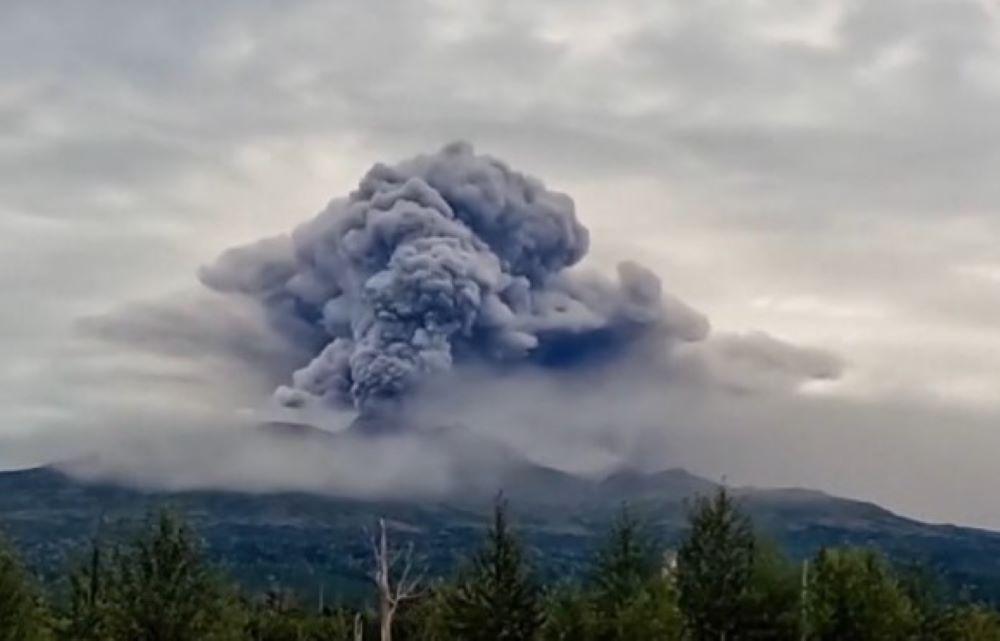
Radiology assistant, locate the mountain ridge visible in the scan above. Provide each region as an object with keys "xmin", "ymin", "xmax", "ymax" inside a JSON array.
[{"xmin": 2, "ymin": 461, "xmax": 1000, "ymax": 602}]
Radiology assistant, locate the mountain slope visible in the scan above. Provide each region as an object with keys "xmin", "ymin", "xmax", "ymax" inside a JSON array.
[{"xmin": 2, "ymin": 464, "xmax": 1000, "ymax": 602}]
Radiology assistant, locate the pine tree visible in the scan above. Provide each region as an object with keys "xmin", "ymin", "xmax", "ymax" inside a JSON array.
[
  {"xmin": 539, "ymin": 585, "xmax": 599, "ymax": 641},
  {"xmin": 591, "ymin": 505, "xmax": 682, "ymax": 641},
  {"xmin": 805, "ymin": 547, "xmax": 917, "ymax": 641},
  {"xmin": 541, "ymin": 506, "xmax": 682, "ymax": 641},
  {"xmin": 676, "ymin": 487, "xmax": 755, "ymax": 641},
  {"xmin": 395, "ymin": 585, "xmax": 456, "ymax": 641},
  {"xmin": 65, "ymin": 538, "xmax": 112, "ymax": 641},
  {"xmin": 101, "ymin": 511, "xmax": 244, "ymax": 641},
  {"xmin": 592, "ymin": 506, "xmax": 660, "ymax": 611},
  {"xmin": 738, "ymin": 538, "xmax": 800, "ymax": 640},
  {"xmin": 0, "ymin": 533, "xmax": 50, "ymax": 641},
  {"xmin": 447, "ymin": 497, "xmax": 542, "ymax": 641},
  {"xmin": 606, "ymin": 577, "xmax": 683, "ymax": 641},
  {"xmin": 897, "ymin": 560, "xmax": 956, "ymax": 640}
]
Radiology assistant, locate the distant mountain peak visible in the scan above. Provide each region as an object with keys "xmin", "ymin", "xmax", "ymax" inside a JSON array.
[{"xmin": 597, "ymin": 466, "xmax": 718, "ymax": 502}]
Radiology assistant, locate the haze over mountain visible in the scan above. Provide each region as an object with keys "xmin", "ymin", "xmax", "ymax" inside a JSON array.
[{"xmin": 6, "ymin": 453, "xmax": 1000, "ymax": 604}]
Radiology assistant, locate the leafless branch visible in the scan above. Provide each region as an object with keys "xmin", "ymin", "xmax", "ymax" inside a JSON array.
[{"xmin": 364, "ymin": 517, "xmax": 427, "ymax": 641}]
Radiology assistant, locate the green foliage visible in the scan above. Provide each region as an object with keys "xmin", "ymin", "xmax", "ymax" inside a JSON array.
[
  {"xmin": 243, "ymin": 590, "xmax": 356, "ymax": 641},
  {"xmin": 12, "ymin": 494, "xmax": 1000, "ymax": 641},
  {"xmin": 395, "ymin": 585, "xmax": 455, "ymax": 641},
  {"xmin": 739, "ymin": 538, "xmax": 802, "ymax": 640},
  {"xmin": 540, "ymin": 506, "xmax": 682, "ymax": 641},
  {"xmin": 64, "ymin": 539, "xmax": 111, "ymax": 641},
  {"xmin": 898, "ymin": 561, "xmax": 958, "ymax": 640},
  {"xmin": 591, "ymin": 506, "xmax": 682, "ymax": 641},
  {"xmin": 591, "ymin": 507, "xmax": 661, "ymax": 609},
  {"xmin": 604, "ymin": 574, "xmax": 683, "ymax": 641},
  {"xmin": 446, "ymin": 497, "xmax": 542, "ymax": 641},
  {"xmin": 0, "ymin": 534, "xmax": 50, "ymax": 641},
  {"xmin": 677, "ymin": 487, "xmax": 756, "ymax": 641},
  {"xmin": 936, "ymin": 605, "xmax": 1000, "ymax": 641},
  {"xmin": 805, "ymin": 547, "xmax": 918, "ymax": 641},
  {"xmin": 68, "ymin": 511, "xmax": 245, "ymax": 641},
  {"xmin": 539, "ymin": 585, "xmax": 599, "ymax": 641}
]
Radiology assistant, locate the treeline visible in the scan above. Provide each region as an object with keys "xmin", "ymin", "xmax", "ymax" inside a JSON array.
[{"xmin": 2, "ymin": 488, "xmax": 999, "ymax": 640}]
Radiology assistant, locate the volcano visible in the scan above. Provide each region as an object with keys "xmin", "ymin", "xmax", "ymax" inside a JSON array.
[{"xmin": 4, "ymin": 453, "xmax": 1000, "ymax": 602}]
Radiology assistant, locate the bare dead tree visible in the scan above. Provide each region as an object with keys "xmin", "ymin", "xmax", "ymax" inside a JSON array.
[{"xmin": 367, "ymin": 518, "xmax": 425, "ymax": 641}]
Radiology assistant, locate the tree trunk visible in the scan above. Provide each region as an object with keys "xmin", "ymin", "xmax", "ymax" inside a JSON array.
[
  {"xmin": 380, "ymin": 609, "xmax": 394, "ymax": 641},
  {"xmin": 353, "ymin": 613, "xmax": 363, "ymax": 641},
  {"xmin": 377, "ymin": 518, "xmax": 394, "ymax": 641}
]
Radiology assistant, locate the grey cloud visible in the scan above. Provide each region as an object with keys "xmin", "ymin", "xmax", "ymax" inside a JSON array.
[
  {"xmin": 77, "ymin": 292, "xmax": 312, "ymax": 390},
  {"xmin": 200, "ymin": 143, "xmax": 717, "ymax": 414},
  {"xmin": 673, "ymin": 331, "xmax": 844, "ymax": 394}
]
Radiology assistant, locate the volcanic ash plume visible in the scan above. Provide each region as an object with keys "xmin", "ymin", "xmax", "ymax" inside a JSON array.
[{"xmin": 200, "ymin": 142, "xmax": 709, "ymax": 415}]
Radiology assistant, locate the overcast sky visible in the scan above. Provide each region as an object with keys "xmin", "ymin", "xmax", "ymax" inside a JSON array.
[{"xmin": 4, "ymin": 0, "xmax": 1000, "ymax": 526}]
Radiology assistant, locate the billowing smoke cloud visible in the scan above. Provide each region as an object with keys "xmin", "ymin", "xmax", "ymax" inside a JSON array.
[
  {"xmin": 31, "ymin": 142, "xmax": 845, "ymax": 499},
  {"xmin": 201, "ymin": 142, "xmax": 710, "ymax": 416}
]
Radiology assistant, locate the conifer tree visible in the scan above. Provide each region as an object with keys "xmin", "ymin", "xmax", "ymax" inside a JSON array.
[
  {"xmin": 591, "ymin": 505, "xmax": 682, "ymax": 641},
  {"xmin": 541, "ymin": 505, "xmax": 682, "ymax": 641},
  {"xmin": 101, "ymin": 511, "xmax": 244, "ymax": 641},
  {"xmin": 738, "ymin": 538, "xmax": 800, "ymax": 640},
  {"xmin": 394, "ymin": 585, "xmax": 455, "ymax": 641},
  {"xmin": 65, "ymin": 538, "xmax": 112, "ymax": 641},
  {"xmin": 805, "ymin": 547, "xmax": 917, "ymax": 641},
  {"xmin": 447, "ymin": 497, "xmax": 542, "ymax": 641},
  {"xmin": 676, "ymin": 487, "xmax": 756, "ymax": 641},
  {"xmin": 897, "ymin": 560, "xmax": 956, "ymax": 640},
  {"xmin": 0, "ymin": 534, "xmax": 50, "ymax": 641},
  {"xmin": 539, "ymin": 585, "xmax": 598, "ymax": 641},
  {"xmin": 592, "ymin": 506, "xmax": 660, "ymax": 611}
]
